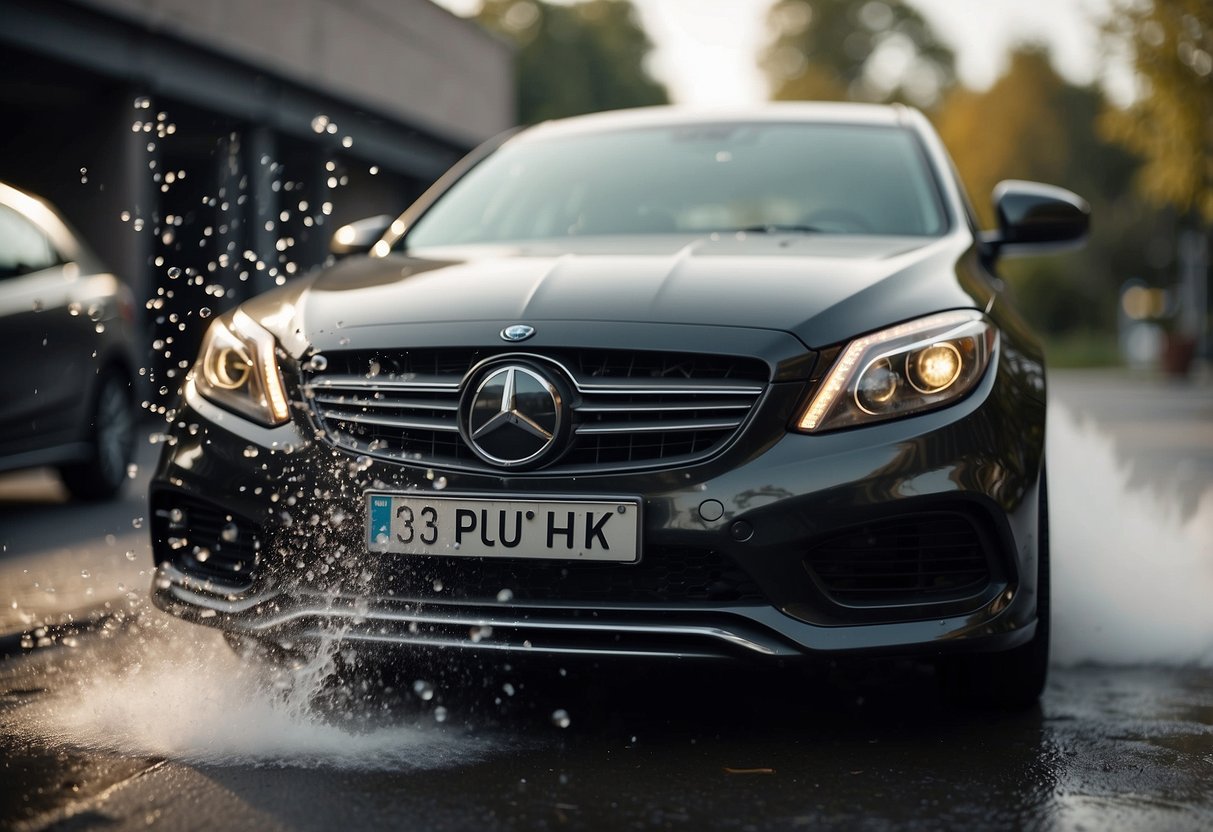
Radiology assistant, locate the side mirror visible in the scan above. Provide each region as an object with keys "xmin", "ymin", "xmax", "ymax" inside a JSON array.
[
  {"xmin": 330, "ymin": 214, "xmax": 394, "ymax": 257},
  {"xmin": 986, "ymin": 180, "xmax": 1089, "ymax": 257}
]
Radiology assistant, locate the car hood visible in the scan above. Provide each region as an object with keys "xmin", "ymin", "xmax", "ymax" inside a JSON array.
[{"xmin": 247, "ymin": 233, "xmax": 991, "ymax": 357}]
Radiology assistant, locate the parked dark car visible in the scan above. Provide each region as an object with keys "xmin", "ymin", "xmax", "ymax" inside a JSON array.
[
  {"xmin": 0, "ymin": 181, "xmax": 138, "ymax": 500},
  {"xmin": 149, "ymin": 104, "xmax": 1087, "ymax": 707}
]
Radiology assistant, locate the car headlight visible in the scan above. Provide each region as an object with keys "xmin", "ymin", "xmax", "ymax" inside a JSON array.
[
  {"xmin": 796, "ymin": 310, "xmax": 997, "ymax": 433},
  {"xmin": 194, "ymin": 310, "xmax": 290, "ymax": 426}
]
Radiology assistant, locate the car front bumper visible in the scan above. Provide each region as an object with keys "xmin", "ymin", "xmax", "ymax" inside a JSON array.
[{"xmin": 149, "ymin": 345, "xmax": 1045, "ymax": 664}]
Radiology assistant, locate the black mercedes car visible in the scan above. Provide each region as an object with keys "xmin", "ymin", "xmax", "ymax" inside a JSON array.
[{"xmin": 149, "ymin": 104, "xmax": 1087, "ymax": 707}]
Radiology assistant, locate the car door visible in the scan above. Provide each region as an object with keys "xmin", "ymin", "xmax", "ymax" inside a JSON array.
[{"xmin": 0, "ymin": 202, "xmax": 92, "ymax": 462}]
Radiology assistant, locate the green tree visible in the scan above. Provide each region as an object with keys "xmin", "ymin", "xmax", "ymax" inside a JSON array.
[
  {"xmin": 1100, "ymin": 0, "xmax": 1213, "ymax": 223},
  {"xmin": 475, "ymin": 0, "xmax": 669, "ymax": 124},
  {"xmin": 762, "ymin": 0, "xmax": 956, "ymax": 108},
  {"xmin": 935, "ymin": 47, "xmax": 1151, "ymax": 338}
]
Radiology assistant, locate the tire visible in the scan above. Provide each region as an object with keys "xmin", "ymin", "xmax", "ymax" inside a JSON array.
[
  {"xmin": 59, "ymin": 368, "xmax": 136, "ymax": 501},
  {"xmin": 939, "ymin": 468, "xmax": 1050, "ymax": 710}
]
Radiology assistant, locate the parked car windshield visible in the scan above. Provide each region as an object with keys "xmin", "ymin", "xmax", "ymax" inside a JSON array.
[{"xmin": 404, "ymin": 121, "xmax": 948, "ymax": 248}]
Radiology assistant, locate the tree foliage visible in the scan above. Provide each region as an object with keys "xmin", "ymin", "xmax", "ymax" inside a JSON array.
[
  {"xmin": 935, "ymin": 47, "xmax": 1151, "ymax": 336},
  {"xmin": 475, "ymin": 0, "xmax": 669, "ymax": 124},
  {"xmin": 762, "ymin": 0, "xmax": 956, "ymax": 108},
  {"xmin": 1100, "ymin": 0, "xmax": 1213, "ymax": 223}
]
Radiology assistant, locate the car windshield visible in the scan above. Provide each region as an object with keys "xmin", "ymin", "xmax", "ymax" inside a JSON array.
[{"xmin": 403, "ymin": 121, "xmax": 948, "ymax": 248}]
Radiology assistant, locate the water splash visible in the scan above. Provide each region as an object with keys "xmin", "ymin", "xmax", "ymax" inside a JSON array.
[
  {"xmin": 1048, "ymin": 401, "xmax": 1213, "ymax": 666},
  {"xmin": 13, "ymin": 617, "xmax": 500, "ymax": 770}
]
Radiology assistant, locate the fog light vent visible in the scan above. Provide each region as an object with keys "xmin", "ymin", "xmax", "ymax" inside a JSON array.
[
  {"xmin": 151, "ymin": 492, "xmax": 261, "ymax": 588},
  {"xmin": 804, "ymin": 513, "xmax": 992, "ymax": 607}
]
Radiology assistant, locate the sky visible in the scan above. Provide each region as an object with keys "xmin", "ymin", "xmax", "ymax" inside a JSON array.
[{"xmin": 432, "ymin": 0, "xmax": 1131, "ymax": 106}]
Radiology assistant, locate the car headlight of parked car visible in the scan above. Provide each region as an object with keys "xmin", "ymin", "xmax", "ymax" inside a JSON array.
[
  {"xmin": 194, "ymin": 309, "xmax": 290, "ymax": 426},
  {"xmin": 797, "ymin": 309, "xmax": 997, "ymax": 433}
]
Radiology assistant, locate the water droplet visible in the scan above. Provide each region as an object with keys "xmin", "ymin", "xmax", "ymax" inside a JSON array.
[
  {"xmin": 307, "ymin": 354, "xmax": 328, "ymax": 372},
  {"xmin": 199, "ymin": 307, "xmax": 212, "ymax": 319},
  {"xmin": 67, "ymin": 303, "xmax": 83, "ymax": 317},
  {"xmin": 132, "ymin": 517, "xmax": 144, "ymax": 529},
  {"xmin": 496, "ymin": 588, "xmax": 514, "ymax": 603},
  {"xmin": 434, "ymin": 705, "xmax": 448, "ymax": 723},
  {"xmin": 221, "ymin": 523, "xmax": 239, "ymax": 543},
  {"xmin": 311, "ymin": 114, "xmax": 331, "ymax": 134},
  {"xmin": 80, "ymin": 569, "xmax": 91, "ymax": 579},
  {"xmin": 432, "ymin": 579, "xmax": 444, "ymax": 592},
  {"xmin": 551, "ymin": 709, "xmax": 571, "ymax": 729},
  {"xmin": 433, "ymin": 476, "xmax": 448, "ymax": 491},
  {"xmin": 125, "ymin": 550, "xmax": 137, "ymax": 561},
  {"xmin": 31, "ymin": 298, "xmax": 43, "ymax": 312},
  {"xmin": 243, "ymin": 446, "xmax": 259, "ymax": 458},
  {"xmin": 194, "ymin": 548, "xmax": 210, "ymax": 563},
  {"xmin": 502, "ymin": 682, "xmax": 515, "ymax": 696},
  {"xmin": 413, "ymin": 680, "xmax": 435, "ymax": 701},
  {"xmin": 126, "ymin": 464, "xmax": 138, "ymax": 479},
  {"xmin": 167, "ymin": 266, "xmax": 181, "ymax": 279}
]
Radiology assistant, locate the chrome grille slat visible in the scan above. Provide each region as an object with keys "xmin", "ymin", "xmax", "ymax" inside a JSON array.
[
  {"xmin": 319, "ymin": 410, "xmax": 461, "ymax": 432},
  {"xmin": 304, "ymin": 348, "xmax": 771, "ymax": 473},
  {"xmin": 310, "ymin": 375, "xmax": 460, "ymax": 391},
  {"xmin": 313, "ymin": 394, "xmax": 460, "ymax": 411},
  {"xmin": 577, "ymin": 401, "xmax": 752, "ymax": 413},
  {"xmin": 576, "ymin": 379, "xmax": 763, "ymax": 394},
  {"xmin": 575, "ymin": 419, "xmax": 744, "ymax": 435}
]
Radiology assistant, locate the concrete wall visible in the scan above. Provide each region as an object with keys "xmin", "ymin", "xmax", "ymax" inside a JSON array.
[
  {"xmin": 70, "ymin": 0, "xmax": 514, "ymax": 144},
  {"xmin": 0, "ymin": 0, "xmax": 514, "ymax": 403}
]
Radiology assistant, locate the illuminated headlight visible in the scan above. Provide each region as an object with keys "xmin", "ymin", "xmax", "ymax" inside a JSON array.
[
  {"xmin": 194, "ymin": 310, "xmax": 290, "ymax": 426},
  {"xmin": 796, "ymin": 310, "xmax": 997, "ymax": 433}
]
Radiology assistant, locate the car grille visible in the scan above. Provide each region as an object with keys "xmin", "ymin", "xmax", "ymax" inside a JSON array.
[
  {"xmin": 151, "ymin": 492, "xmax": 262, "ymax": 589},
  {"xmin": 384, "ymin": 545, "xmax": 765, "ymax": 604},
  {"xmin": 803, "ymin": 514, "xmax": 993, "ymax": 607},
  {"xmin": 302, "ymin": 348, "xmax": 769, "ymax": 473}
]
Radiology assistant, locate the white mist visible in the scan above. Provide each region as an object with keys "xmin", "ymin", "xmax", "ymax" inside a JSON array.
[{"xmin": 1049, "ymin": 401, "xmax": 1213, "ymax": 666}]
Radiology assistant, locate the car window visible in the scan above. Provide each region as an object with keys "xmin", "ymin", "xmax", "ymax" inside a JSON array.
[
  {"xmin": 405, "ymin": 122, "xmax": 948, "ymax": 248},
  {"xmin": 0, "ymin": 204, "xmax": 60, "ymax": 278}
]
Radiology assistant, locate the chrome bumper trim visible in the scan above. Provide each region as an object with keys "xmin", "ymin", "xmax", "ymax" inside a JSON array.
[{"xmin": 152, "ymin": 563, "xmax": 790, "ymax": 659}]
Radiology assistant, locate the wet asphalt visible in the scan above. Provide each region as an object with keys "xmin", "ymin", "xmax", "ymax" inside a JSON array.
[
  {"xmin": 1, "ymin": 634, "xmax": 1211, "ymax": 832},
  {"xmin": 0, "ymin": 369, "xmax": 1210, "ymax": 831}
]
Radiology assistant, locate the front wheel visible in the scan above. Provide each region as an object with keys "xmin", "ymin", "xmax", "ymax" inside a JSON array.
[{"xmin": 938, "ymin": 469, "xmax": 1050, "ymax": 709}]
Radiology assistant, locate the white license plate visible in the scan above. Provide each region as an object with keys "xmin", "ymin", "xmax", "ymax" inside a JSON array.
[{"xmin": 366, "ymin": 493, "xmax": 642, "ymax": 562}]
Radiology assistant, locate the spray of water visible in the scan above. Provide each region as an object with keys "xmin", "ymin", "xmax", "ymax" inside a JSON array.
[
  {"xmin": 13, "ymin": 617, "xmax": 503, "ymax": 770},
  {"xmin": 1048, "ymin": 401, "xmax": 1213, "ymax": 666}
]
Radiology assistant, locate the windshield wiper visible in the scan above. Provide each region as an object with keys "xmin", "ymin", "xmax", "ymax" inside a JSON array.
[{"xmin": 733, "ymin": 224, "xmax": 820, "ymax": 235}]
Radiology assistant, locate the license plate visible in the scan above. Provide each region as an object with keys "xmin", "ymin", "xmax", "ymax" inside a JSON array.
[{"xmin": 366, "ymin": 493, "xmax": 642, "ymax": 562}]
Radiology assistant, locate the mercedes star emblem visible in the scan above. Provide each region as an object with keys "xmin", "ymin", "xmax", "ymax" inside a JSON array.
[
  {"xmin": 500, "ymin": 324, "xmax": 536, "ymax": 342},
  {"xmin": 465, "ymin": 365, "xmax": 562, "ymax": 467}
]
